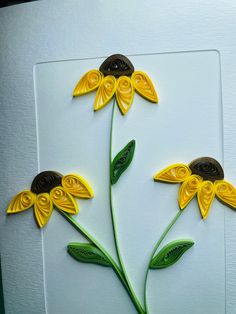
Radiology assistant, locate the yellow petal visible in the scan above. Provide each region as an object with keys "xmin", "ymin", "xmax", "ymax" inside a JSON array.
[
  {"xmin": 215, "ymin": 180, "xmax": 236, "ymax": 208},
  {"xmin": 7, "ymin": 190, "xmax": 36, "ymax": 214},
  {"xmin": 34, "ymin": 193, "xmax": 53, "ymax": 228},
  {"xmin": 73, "ymin": 70, "xmax": 103, "ymax": 97},
  {"xmin": 179, "ymin": 175, "xmax": 202, "ymax": 209},
  {"xmin": 50, "ymin": 186, "xmax": 78, "ymax": 214},
  {"xmin": 131, "ymin": 71, "xmax": 158, "ymax": 103},
  {"xmin": 115, "ymin": 76, "xmax": 134, "ymax": 115},
  {"xmin": 197, "ymin": 181, "xmax": 215, "ymax": 219},
  {"xmin": 154, "ymin": 163, "xmax": 191, "ymax": 183},
  {"xmin": 94, "ymin": 75, "xmax": 116, "ymax": 111},
  {"xmin": 62, "ymin": 174, "xmax": 94, "ymax": 199}
]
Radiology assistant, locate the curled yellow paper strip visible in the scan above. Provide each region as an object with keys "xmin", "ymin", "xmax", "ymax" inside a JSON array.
[
  {"xmin": 197, "ymin": 181, "xmax": 215, "ymax": 219},
  {"xmin": 178, "ymin": 175, "xmax": 202, "ymax": 209},
  {"xmin": 34, "ymin": 193, "xmax": 53, "ymax": 228},
  {"xmin": 50, "ymin": 186, "xmax": 78, "ymax": 215},
  {"xmin": 116, "ymin": 76, "xmax": 135, "ymax": 115},
  {"xmin": 131, "ymin": 71, "xmax": 158, "ymax": 103},
  {"xmin": 215, "ymin": 180, "xmax": 236, "ymax": 208},
  {"xmin": 7, "ymin": 190, "xmax": 36, "ymax": 214},
  {"xmin": 154, "ymin": 164, "xmax": 191, "ymax": 183},
  {"xmin": 73, "ymin": 70, "xmax": 103, "ymax": 96},
  {"xmin": 62, "ymin": 174, "xmax": 94, "ymax": 199},
  {"xmin": 94, "ymin": 75, "xmax": 117, "ymax": 111}
]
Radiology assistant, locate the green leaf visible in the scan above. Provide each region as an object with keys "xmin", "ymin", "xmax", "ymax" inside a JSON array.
[
  {"xmin": 150, "ymin": 239, "xmax": 194, "ymax": 269},
  {"xmin": 111, "ymin": 140, "xmax": 136, "ymax": 184},
  {"xmin": 68, "ymin": 243, "xmax": 111, "ymax": 267}
]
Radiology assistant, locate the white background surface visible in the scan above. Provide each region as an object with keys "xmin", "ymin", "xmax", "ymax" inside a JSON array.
[{"xmin": 1, "ymin": 1, "xmax": 236, "ymax": 314}]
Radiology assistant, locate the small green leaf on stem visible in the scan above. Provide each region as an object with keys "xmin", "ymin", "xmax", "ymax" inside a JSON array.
[
  {"xmin": 68, "ymin": 243, "xmax": 111, "ymax": 267},
  {"xmin": 111, "ymin": 140, "xmax": 135, "ymax": 184},
  {"xmin": 150, "ymin": 239, "xmax": 194, "ymax": 269}
]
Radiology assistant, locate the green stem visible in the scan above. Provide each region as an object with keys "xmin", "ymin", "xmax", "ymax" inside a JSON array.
[
  {"xmin": 109, "ymin": 98, "xmax": 145, "ymax": 314},
  {"xmin": 144, "ymin": 210, "xmax": 183, "ymax": 313},
  {"xmin": 57, "ymin": 209, "xmax": 130, "ymax": 294}
]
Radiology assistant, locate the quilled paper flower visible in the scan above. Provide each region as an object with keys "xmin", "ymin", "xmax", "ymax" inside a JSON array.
[
  {"xmin": 73, "ymin": 54, "xmax": 158, "ymax": 115},
  {"xmin": 7, "ymin": 171, "xmax": 93, "ymax": 228},
  {"xmin": 154, "ymin": 157, "xmax": 236, "ymax": 219}
]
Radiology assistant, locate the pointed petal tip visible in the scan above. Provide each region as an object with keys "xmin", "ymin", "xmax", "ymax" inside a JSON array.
[
  {"xmin": 73, "ymin": 89, "xmax": 84, "ymax": 97},
  {"xmin": 201, "ymin": 210, "xmax": 209, "ymax": 219},
  {"xmin": 200, "ymin": 208, "xmax": 209, "ymax": 220},
  {"xmin": 153, "ymin": 169, "xmax": 162, "ymax": 180},
  {"xmin": 88, "ymin": 191, "xmax": 94, "ymax": 199},
  {"xmin": 154, "ymin": 95, "xmax": 159, "ymax": 103},
  {"xmin": 153, "ymin": 170, "xmax": 164, "ymax": 181},
  {"xmin": 119, "ymin": 108, "xmax": 127, "ymax": 115},
  {"xmin": 153, "ymin": 174, "xmax": 159, "ymax": 181},
  {"xmin": 149, "ymin": 92, "xmax": 158, "ymax": 103},
  {"xmin": 93, "ymin": 100, "xmax": 109, "ymax": 111},
  {"xmin": 72, "ymin": 204, "xmax": 79, "ymax": 215},
  {"xmin": 93, "ymin": 106, "xmax": 103, "ymax": 112},
  {"xmin": 36, "ymin": 220, "xmax": 45, "ymax": 228},
  {"xmin": 63, "ymin": 199, "xmax": 79, "ymax": 216},
  {"xmin": 179, "ymin": 202, "xmax": 186, "ymax": 210},
  {"xmin": 6, "ymin": 208, "xmax": 13, "ymax": 214}
]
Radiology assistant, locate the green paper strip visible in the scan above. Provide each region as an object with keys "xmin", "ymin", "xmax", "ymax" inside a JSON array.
[
  {"xmin": 150, "ymin": 239, "xmax": 194, "ymax": 269},
  {"xmin": 111, "ymin": 139, "xmax": 136, "ymax": 184},
  {"xmin": 68, "ymin": 243, "xmax": 111, "ymax": 267}
]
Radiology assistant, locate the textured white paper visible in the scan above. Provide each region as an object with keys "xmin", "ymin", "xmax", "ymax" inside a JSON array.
[{"xmin": 1, "ymin": 1, "xmax": 236, "ymax": 313}]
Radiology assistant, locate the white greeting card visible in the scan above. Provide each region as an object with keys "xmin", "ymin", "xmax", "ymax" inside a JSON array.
[{"xmin": 1, "ymin": 1, "xmax": 236, "ymax": 314}]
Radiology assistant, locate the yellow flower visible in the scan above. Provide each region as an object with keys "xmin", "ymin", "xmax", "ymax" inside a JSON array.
[
  {"xmin": 7, "ymin": 171, "xmax": 94, "ymax": 228},
  {"xmin": 73, "ymin": 54, "xmax": 158, "ymax": 115},
  {"xmin": 154, "ymin": 157, "xmax": 236, "ymax": 219}
]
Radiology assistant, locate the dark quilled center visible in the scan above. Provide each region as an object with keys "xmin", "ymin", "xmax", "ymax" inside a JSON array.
[
  {"xmin": 99, "ymin": 54, "xmax": 134, "ymax": 78},
  {"xmin": 189, "ymin": 157, "xmax": 224, "ymax": 182},
  {"xmin": 31, "ymin": 171, "xmax": 63, "ymax": 194}
]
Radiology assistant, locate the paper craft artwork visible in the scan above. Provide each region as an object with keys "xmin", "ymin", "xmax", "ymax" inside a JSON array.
[{"xmin": 6, "ymin": 54, "xmax": 235, "ymax": 314}]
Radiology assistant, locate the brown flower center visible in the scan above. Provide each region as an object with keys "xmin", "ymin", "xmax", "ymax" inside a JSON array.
[
  {"xmin": 31, "ymin": 171, "xmax": 62, "ymax": 194},
  {"xmin": 99, "ymin": 54, "xmax": 134, "ymax": 77},
  {"xmin": 189, "ymin": 157, "xmax": 224, "ymax": 182}
]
